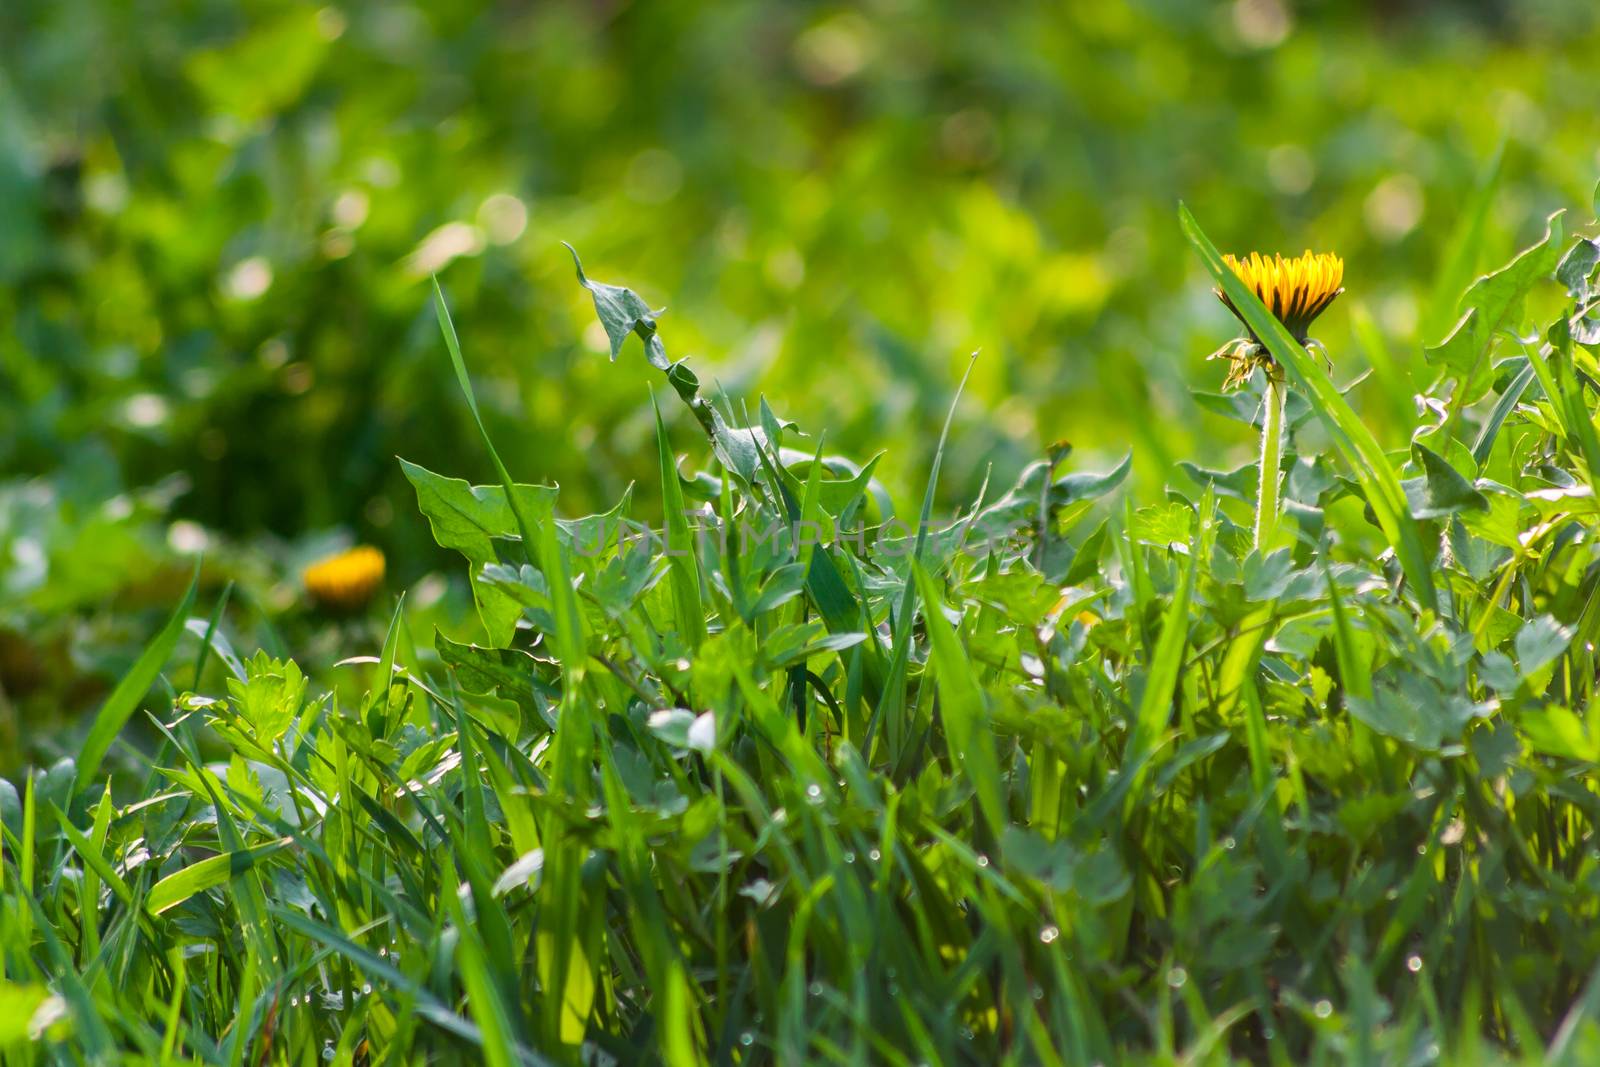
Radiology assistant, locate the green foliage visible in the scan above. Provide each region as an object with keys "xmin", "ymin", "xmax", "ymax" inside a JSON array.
[{"xmin": 9, "ymin": 178, "xmax": 1600, "ymax": 1063}]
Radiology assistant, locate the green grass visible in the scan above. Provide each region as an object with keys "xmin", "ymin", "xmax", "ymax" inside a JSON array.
[{"xmin": 7, "ymin": 186, "xmax": 1600, "ymax": 1064}]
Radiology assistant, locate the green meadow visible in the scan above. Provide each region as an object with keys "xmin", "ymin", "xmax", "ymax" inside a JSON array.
[{"xmin": 5, "ymin": 1, "xmax": 1600, "ymax": 1063}]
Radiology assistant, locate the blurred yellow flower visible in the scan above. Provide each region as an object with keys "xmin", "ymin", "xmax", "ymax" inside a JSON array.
[
  {"xmin": 303, "ymin": 545, "xmax": 385, "ymax": 612},
  {"xmin": 1217, "ymin": 250, "xmax": 1344, "ymax": 342}
]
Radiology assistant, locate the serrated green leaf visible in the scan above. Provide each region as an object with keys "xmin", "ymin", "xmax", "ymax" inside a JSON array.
[
  {"xmin": 1516, "ymin": 615, "xmax": 1574, "ymax": 676},
  {"xmin": 565, "ymin": 244, "xmax": 668, "ymax": 368},
  {"xmin": 1557, "ymin": 238, "xmax": 1600, "ymax": 300},
  {"xmin": 1403, "ymin": 441, "xmax": 1487, "ymax": 519},
  {"xmin": 401, "ymin": 458, "xmax": 557, "ymax": 645}
]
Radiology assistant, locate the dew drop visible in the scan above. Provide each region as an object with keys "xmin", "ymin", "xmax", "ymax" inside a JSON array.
[
  {"xmin": 739, "ymin": 1032, "xmax": 755, "ymax": 1047},
  {"xmin": 976, "ymin": 854, "xmax": 990, "ymax": 868},
  {"xmin": 1407, "ymin": 955, "xmax": 1423, "ymax": 973},
  {"xmin": 842, "ymin": 851, "xmax": 855, "ymax": 864},
  {"xmin": 869, "ymin": 849, "xmax": 881, "ymax": 862},
  {"xmin": 808, "ymin": 981, "xmax": 823, "ymax": 997},
  {"xmin": 1314, "ymin": 999, "xmax": 1333, "ymax": 1018},
  {"xmin": 1039, "ymin": 925, "xmax": 1060, "ymax": 944},
  {"xmin": 1166, "ymin": 966, "xmax": 1188, "ymax": 988}
]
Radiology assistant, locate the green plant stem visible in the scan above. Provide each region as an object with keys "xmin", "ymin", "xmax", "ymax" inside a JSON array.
[{"xmin": 1255, "ymin": 373, "xmax": 1287, "ymax": 550}]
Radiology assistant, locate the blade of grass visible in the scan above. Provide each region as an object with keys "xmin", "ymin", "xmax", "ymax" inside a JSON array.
[
  {"xmin": 911, "ymin": 560, "xmax": 1005, "ymax": 839},
  {"xmin": 1123, "ymin": 502, "xmax": 1201, "ymax": 779},
  {"xmin": 433, "ymin": 278, "xmax": 541, "ymax": 566},
  {"xmin": 654, "ymin": 392, "xmax": 709, "ymax": 650},
  {"xmin": 77, "ymin": 559, "xmax": 201, "ymax": 789},
  {"xmin": 870, "ymin": 352, "xmax": 978, "ymax": 759}
]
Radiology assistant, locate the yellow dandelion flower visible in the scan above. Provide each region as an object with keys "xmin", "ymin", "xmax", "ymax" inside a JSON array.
[
  {"xmin": 1210, "ymin": 250, "xmax": 1344, "ymax": 390},
  {"xmin": 303, "ymin": 545, "xmax": 385, "ymax": 612},
  {"xmin": 1218, "ymin": 250, "xmax": 1344, "ymax": 342}
]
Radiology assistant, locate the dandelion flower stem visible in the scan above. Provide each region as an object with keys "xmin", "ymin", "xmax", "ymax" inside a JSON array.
[{"xmin": 1255, "ymin": 373, "xmax": 1287, "ymax": 551}]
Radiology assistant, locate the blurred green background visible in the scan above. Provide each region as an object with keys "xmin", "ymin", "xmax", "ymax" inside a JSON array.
[{"xmin": 3, "ymin": 0, "xmax": 1599, "ymax": 746}]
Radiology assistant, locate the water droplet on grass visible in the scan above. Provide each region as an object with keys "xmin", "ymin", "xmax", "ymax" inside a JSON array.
[
  {"xmin": 1166, "ymin": 967, "xmax": 1187, "ymax": 988},
  {"xmin": 1039, "ymin": 925, "xmax": 1060, "ymax": 944}
]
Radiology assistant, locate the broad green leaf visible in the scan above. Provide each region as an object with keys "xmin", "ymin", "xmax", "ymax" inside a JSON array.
[
  {"xmin": 1521, "ymin": 706, "xmax": 1600, "ymax": 763},
  {"xmin": 1423, "ymin": 309, "xmax": 1480, "ymax": 382},
  {"xmin": 1461, "ymin": 212, "xmax": 1565, "ymax": 352},
  {"xmin": 401, "ymin": 458, "xmax": 557, "ymax": 645},
  {"xmin": 1556, "ymin": 238, "xmax": 1600, "ymax": 301},
  {"xmin": 1179, "ymin": 460, "xmax": 1258, "ymax": 502},
  {"xmin": 566, "ymin": 244, "xmax": 669, "ymax": 369},
  {"xmin": 224, "ymin": 653, "xmax": 308, "ymax": 746},
  {"xmin": 1346, "ymin": 675, "xmax": 1491, "ymax": 752},
  {"xmin": 437, "ymin": 628, "xmax": 548, "ymax": 726},
  {"xmin": 1131, "ymin": 502, "xmax": 1193, "ymax": 548},
  {"xmin": 1403, "ymin": 441, "xmax": 1487, "ymax": 519},
  {"xmin": 1516, "ymin": 615, "xmax": 1574, "ymax": 677}
]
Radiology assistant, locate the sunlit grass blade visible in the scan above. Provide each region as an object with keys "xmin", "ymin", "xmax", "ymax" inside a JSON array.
[
  {"xmin": 1123, "ymin": 502, "xmax": 1201, "ymax": 778},
  {"xmin": 433, "ymin": 277, "xmax": 541, "ymax": 565},
  {"xmin": 654, "ymin": 392, "xmax": 708, "ymax": 650},
  {"xmin": 872, "ymin": 352, "xmax": 978, "ymax": 759},
  {"xmin": 1471, "ymin": 359, "xmax": 1535, "ymax": 465},
  {"xmin": 272, "ymin": 907, "xmax": 554, "ymax": 1066},
  {"xmin": 76, "ymin": 559, "xmax": 200, "ymax": 789},
  {"xmin": 146, "ymin": 836, "xmax": 293, "ymax": 915},
  {"xmin": 911, "ymin": 560, "xmax": 1004, "ymax": 838}
]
